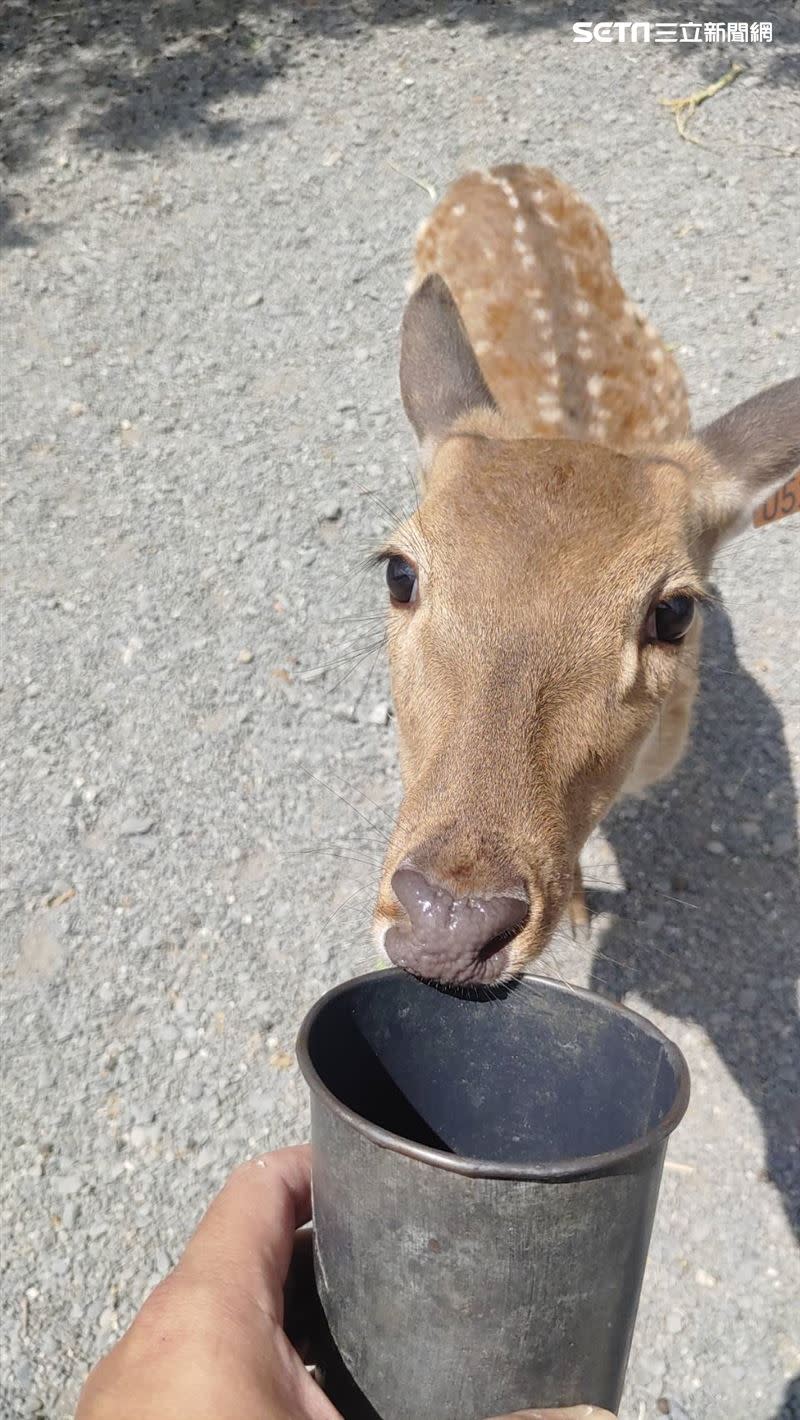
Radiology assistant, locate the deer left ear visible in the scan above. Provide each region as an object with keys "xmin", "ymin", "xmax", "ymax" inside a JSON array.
[
  {"xmin": 697, "ymin": 375, "xmax": 800, "ymax": 539},
  {"xmin": 399, "ymin": 274, "xmax": 497, "ymax": 465}
]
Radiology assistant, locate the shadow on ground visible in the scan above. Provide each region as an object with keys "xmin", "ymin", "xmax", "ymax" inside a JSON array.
[
  {"xmin": 587, "ymin": 597, "xmax": 798, "ymax": 1419},
  {"xmin": 588, "ymin": 601, "xmax": 799, "ymax": 1247},
  {"xmin": 776, "ymin": 1375, "xmax": 800, "ymax": 1420},
  {"xmin": 1, "ymin": 0, "xmax": 797, "ymax": 219}
]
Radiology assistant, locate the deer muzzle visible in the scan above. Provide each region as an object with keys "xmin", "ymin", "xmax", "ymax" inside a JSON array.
[{"xmin": 384, "ymin": 866, "xmax": 530, "ymax": 985}]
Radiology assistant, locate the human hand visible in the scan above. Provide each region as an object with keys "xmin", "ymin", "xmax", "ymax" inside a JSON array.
[
  {"xmin": 76, "ymin": 1144, "xmax": 615, "ymax": 1420},
  {"xmin": 76, "ymin": 1144, "xmax": 335, "ymax": 1420}
]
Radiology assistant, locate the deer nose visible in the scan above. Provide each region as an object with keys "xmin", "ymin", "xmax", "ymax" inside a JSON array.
[{"xmin": 385, "ymin": 867, "xmax": 529, "ymax": 985}]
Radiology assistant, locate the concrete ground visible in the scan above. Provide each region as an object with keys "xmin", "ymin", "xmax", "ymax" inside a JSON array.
[{"xmin": 1, "ymin": 4, "xmax": 798, "ymax": 1418}]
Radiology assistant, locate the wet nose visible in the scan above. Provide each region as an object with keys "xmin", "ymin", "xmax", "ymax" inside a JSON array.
[{"xmin": 384, "ymin": 867, "xmax": 529, "ymax": 985}]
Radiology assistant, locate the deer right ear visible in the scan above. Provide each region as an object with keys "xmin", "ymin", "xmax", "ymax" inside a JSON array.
[
  {"xmin": 697, "ymin": 375, "xmax": 800, "ymax": 540},
  {"xmin": 399, "ymin": 274, "xmax": 497, "ymax": 461}
]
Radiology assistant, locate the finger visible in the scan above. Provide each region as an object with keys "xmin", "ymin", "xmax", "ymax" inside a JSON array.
[
  {"xmin": 284, "ymin": 1225, "xmax": 326, "ymax": 1362},
  {"xmin": 175, "ymin": 1143, "xmax": 312, "ymax": 1318}
]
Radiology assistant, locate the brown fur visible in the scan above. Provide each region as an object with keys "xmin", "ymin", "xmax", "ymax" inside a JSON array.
[
  {"xmin": 373, "ymin": 165, "xmax": 799, "ymax": 979},
  {"xmin": 414, "ymin": 164, "xmax": 690, "ymax": 446}
]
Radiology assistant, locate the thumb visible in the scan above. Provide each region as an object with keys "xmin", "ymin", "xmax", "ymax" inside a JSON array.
[{"xmin": 175, "ymin": 1144, "xmax": 312, "ymax": 1319}]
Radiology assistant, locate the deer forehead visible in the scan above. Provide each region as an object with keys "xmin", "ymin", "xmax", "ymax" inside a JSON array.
[{"xmin": 404, "ymin": 436, "xmax": 698, "ymax": 599}]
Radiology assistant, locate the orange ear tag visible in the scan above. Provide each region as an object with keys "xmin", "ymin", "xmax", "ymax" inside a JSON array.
[{"xmin": 753, "ymin": 470, "xmax": 800, "ymax": 528}]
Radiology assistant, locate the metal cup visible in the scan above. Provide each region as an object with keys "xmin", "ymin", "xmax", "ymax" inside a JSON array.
[{"xmin": 297, "ymin": 969, "xmax": 689, "ymax": 1420}]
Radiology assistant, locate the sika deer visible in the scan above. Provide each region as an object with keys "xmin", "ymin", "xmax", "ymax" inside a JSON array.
[{"xmin": 372, "ymin": 164, "xmax": 798, "ymax": 986}]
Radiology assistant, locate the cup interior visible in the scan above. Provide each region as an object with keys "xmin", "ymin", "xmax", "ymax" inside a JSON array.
[{"xmin": 301, "ymin": 971, "xmax": 687, "ymax": 1170}]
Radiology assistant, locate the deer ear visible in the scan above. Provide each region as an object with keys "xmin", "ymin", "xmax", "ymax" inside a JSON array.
[
  {"xmin": 399, "ymin": 274, "xmax": 496, "ymax": 458},
  {"xmin": 698, "ymin": 376, "xmax": 800, "ymax": 539}
]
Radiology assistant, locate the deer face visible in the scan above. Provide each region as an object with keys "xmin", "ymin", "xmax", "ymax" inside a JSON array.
[
  {"xmin": 371, "ymin": 276, "xmax": 798, "ymax": 986},
  {"xmin": 374, "ymin": 428, "xmax": 707, "ymax": 983}
]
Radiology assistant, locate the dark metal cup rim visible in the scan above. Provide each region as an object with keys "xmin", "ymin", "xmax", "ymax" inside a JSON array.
[{"xmin": 296, "ymin": 970, "xmax": 691, "ymax": 1182}]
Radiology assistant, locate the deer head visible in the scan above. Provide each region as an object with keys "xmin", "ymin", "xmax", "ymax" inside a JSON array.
[{"xmin": 371, "ymin": 169, "xmax": 798, "ymax": 987}]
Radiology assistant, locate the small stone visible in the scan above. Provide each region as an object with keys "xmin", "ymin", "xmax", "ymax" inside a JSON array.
[
  {"xmin": 666, "ymin": 1309, "xmax": 684, "ymax": 1335},
  {"xmin": 69, "ymin": 401, "xmax": 87, "ymax": 417},
  {"xmin": 643, "ymin": 909, "xmax": 665, "ymax": 932},
  {"xmin": 319, "ymin": 499, "xmax": 342, "ymax": 522},
  {"xmin": 666, "ymin": 1403, "xmax": 693, "ymax": 1420},
  {"xmin": 129, "ymin": 1122, "xmax": 160, "ymax": 1150},
  {"xmin": 53, "ymin": 1174, "xmax": 81, "ymax": 1197},
  {"xmin": 61, "ymin": 1200, "xmax": 80, "ymax": 1229},
  {"xmin": 98, "ymin": 1307, "xmax": 117, "ymax": 1334},
  {"xmin": 707, "ymin": 839, "xmax": 726, "ymax": 856},
  {"xmin": 695, "ymin": 1267, "xmax": 717, "ymax": 1287},
  {"xmin": 366, "ymin": 701, "xmax": 390, "ymax": 726},
  {"xmin": 244, "ymin": 292, "xmax": 264, "ymax": 309},
  {"xmin": 26, "ymin": 683, "xmax": 41, "ymax": 698},
  {"xmin": 119, "ymin": 817, "xmax": 154, "ymax": 837},
  {"xmin": 617, "ymin": 801, "xmax": 639, "ymax": 820},
  {"xmin": 15, "ymin": 1361, "xmax": 33, "ymax": 1391},
  {"xmin": 238, "ymin": 648, "xmax": 254, "ymax": 664},
  {"xmin": 331, "ymin": 702, "xmax": 356, "ymax": 722}
]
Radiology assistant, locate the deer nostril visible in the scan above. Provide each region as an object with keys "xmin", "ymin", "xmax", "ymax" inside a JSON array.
[
  {"xmin": 386, "ymin": 867, "xmax": 529, "ymax": 984},
  {"xmin": 477, "ymin": 926, "xmax": 522, "ymax": 964}
]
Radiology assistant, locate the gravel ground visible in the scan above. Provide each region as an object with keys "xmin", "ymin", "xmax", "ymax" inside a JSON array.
[{"xmin": 1, "ymin": 4, "xmax": 798, "ymax": 1418}]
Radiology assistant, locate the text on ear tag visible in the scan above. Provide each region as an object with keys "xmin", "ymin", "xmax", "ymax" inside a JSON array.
[{"xmin": 753, "ymin": 470, "xmax": 800, "ymax": 528}]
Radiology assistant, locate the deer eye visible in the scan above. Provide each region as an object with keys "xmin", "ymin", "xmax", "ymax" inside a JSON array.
[
  {"xmin": 386, "ymin": 555, "xmax": 417, "ymax": 605},
  {"xmin": 647, "ymin": 594, "xmax": 695, "ymax": 644}
]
